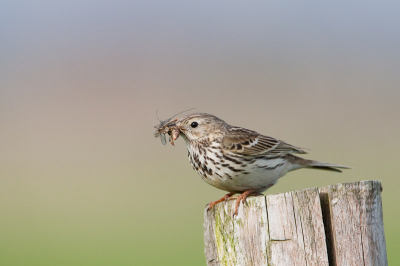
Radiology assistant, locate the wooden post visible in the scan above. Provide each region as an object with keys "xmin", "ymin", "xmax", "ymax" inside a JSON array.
[{"xmin": 204, "ymin": 180, "xmax": 387, "ymax": 266}]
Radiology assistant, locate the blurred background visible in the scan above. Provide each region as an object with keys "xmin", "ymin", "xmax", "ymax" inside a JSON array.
[{"xmin": 1, "ymin": 1, "xmax": 399, "ymax": 265}]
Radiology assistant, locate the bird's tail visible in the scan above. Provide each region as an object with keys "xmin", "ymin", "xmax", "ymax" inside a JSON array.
[
  {"xmin": 287, "ymin": 155, "xmax": 353, "ymax": 172},
  {"xmin": 306, "ymin": 160, "xmax": 353, "ymax": 173}
]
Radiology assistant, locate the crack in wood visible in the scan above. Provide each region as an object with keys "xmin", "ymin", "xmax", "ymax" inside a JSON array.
[{"xmin": 269, "ymin": 239, "xmax": 292, "ymax": 242}]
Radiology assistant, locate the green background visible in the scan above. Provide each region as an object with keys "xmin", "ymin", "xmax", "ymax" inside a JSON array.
[{"xmin": 1, "ymin": 1, "xmax": 399, "ymax": 265}]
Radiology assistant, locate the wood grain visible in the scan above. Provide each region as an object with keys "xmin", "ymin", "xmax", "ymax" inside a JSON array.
[
  {"xmin": 319, "ymin": 180, "xmax": 387, "ymax": 266},
  {"xmin": 204, "ymin": 181, "xmax": 387, "ymax": 266},
  {"xmin": 204, "ymin": 188, "xmax": 329, "ymax": 266}
]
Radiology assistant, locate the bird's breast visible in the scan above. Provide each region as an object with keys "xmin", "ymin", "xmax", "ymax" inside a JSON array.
[{"xmin": 186, "ymin": 142, "xmax": 289, "ymax": 193}]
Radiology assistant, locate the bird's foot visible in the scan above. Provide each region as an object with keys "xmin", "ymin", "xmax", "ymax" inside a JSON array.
[
  {"xmin": 228, "ymin": 190, "xmax": 262, "ymax": 217},
  {"xmin": 207, "ymin": 192, "xmax": 236, "ymax": 211}
]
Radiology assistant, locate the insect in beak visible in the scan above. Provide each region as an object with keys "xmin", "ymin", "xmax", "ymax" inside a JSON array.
[
  {"xmin": 154, "ymin": 108, "xmax": 194, "ymax": 146},
  {"xmin": 167, "ymin": 126, "xmax": 180, "ymax": 146}
]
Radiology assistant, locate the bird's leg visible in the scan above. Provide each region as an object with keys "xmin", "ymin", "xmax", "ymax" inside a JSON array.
[
  {"xmin": 207, "ymin": 192, "xmax": 236, "ymax": 211},
  {"xmin": 229, "ymin": 190, "xmax": 263, "ymax": 216}
]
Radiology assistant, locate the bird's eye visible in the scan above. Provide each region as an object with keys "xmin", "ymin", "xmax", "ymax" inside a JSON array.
[{"xmin": 191, "ymin": 122, "xmax": 198, "ymax": 128}]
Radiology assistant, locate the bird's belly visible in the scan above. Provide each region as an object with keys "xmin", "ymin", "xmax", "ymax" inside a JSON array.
[
  {"xmin": 204, "ymin": 158, "xmax": 290, "ymax": 193},
  {"xmin": 187, "ymin": 145, "xmax": 290, "ymax": 193}
]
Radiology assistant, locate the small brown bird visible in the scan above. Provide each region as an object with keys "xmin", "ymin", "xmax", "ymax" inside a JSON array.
[{"xmin": 158, "ymin": 113, "xmax": 351, "ymax": 215}]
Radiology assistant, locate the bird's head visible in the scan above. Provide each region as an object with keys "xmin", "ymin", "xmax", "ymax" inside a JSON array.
[{"xmin": 172, "ymin": 113, "xmax": 228, "ymax": 142}]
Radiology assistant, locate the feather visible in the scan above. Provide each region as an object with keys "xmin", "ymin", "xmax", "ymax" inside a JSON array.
[{"xmin": 222, "ymin": 127, "xmax": 307, "ymax": 156}]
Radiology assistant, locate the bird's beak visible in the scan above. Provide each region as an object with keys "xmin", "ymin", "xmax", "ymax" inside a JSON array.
[{"xmin": 173, "ymin": 121, "xmax": 186, "ymax": 131}]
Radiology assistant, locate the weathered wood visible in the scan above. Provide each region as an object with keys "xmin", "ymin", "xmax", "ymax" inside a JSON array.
[
  {"xmin": 204, "ymin": 196, "xmax": 269, "ymax": 265},
  {"xmin": 266, "ymin": 188, "xmax": 328, "ymax": 266},
  {"xmin": 319, "ymin": 180, "xmax": 387, "ymax": 266},
  {"xmin": 204, "ymin": 188, "xmax": 329, "ymax": 266},
  {"xmin": 204, "ymin": 181, "xmax": 387, "ymax": 266}
]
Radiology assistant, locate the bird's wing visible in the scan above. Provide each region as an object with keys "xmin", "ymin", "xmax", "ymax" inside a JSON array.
[{"xmin": 221, "ymin": 127, "xmax": 307, "ymax": 156}]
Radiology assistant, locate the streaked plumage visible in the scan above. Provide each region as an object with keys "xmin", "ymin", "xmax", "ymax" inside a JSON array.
[{"xmin": 158, "ymin": 112, "xmax": 351, "ymax": 215}]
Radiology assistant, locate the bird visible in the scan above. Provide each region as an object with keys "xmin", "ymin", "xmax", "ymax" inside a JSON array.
[{"xmin": 161, "ymin": 113, "xmax": 351, "ymax": 215}]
